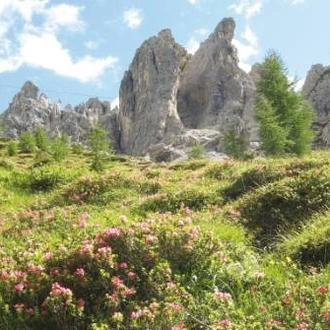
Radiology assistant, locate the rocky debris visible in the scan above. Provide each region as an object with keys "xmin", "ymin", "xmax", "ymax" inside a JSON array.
[
  {"xmin": 2, "ymin": 81, "xmax": 120, "ymax": 149},
  {"xmin": 302, "ymin": 64, "xmax": 330, "ymax": 145},
  {"xmin": 118, "ymin": 29, "xmax": 188, "ymax": 156},
  {"xmin": 146, "ymin": 128, "xmax": 223, "ymax": 162}
]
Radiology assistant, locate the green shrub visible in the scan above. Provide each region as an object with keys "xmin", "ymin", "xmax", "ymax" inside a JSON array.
[
  {"xmin": 0, "ymin": 159, "xmax": 14, "ymax": 170},
  {"xmin": 19, "ymin": 131, "xmax": 36, "ymax": 153},
  {"xmin": 138, "ymin": 189, "xmax": 218, "ymax": 215},
  {"xmin": 238, "ymin": 169, "xmax": 330, "ymax": 245},
  {"xmin": 71, "ymin": 143, "xmax": 84, "ymax": 155},
  {"xmin": 279, "ymin": 212, "xmax": 330, "ymax": 266},
  {"xmin": 52, "ymin": 133, "xmax": 69, "ymax": 161},
  {"xmin": 188, "ymin": 142, "xmax": 204, "ymax": 160},
  {"xmin": 87, "ymin": 125, "xmax": 112, "ymax": 172},
  {"xmin": 34, "ymin": 126, "xmax": 51, "ymax": 152},
  {"xmin": 223, "ymin": 128, "xmax": 246, "ymax": 159},
  {"xmin": 33, "ymin": 151, "xmax": 54, "ymax": 167},
  {"xmin": 15, "ymin": 165, "xmax": 80, "ymax": 192},
  {"xmin": 7, "ymin": 140, "xmax": 18, "ymax": 156},
  {"xmin": 56, "ymin": 173, "xmax": 161, "ymax": 206}
]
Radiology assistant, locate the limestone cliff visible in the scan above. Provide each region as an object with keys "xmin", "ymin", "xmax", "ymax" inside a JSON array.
[
  {"xmin": 118, "ymin": 29, "xmax": 188, "ymax": 155},
  {"xmin": 303, "ymin": 64, "xmax": 330, "ymax": 145},
  {"xmin": 2, "ymin": 81, "xmax": 119, "ymax": 148}
]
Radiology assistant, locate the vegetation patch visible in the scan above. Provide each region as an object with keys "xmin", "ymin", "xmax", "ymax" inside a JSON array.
[{"xmin": 238, "ymin": 168, "xmax": 330, "ymax": 245}]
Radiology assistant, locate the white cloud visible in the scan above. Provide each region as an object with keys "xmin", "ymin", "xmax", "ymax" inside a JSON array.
[
  {"xmin": 229, "ymin": 1, "xmax": 262, "ymax": 72},
  {"xmin": 233, "ymin": 25, "xmax": 259, "ymax": 72},
  {"xmin": 84, "ymin": 40, "xmax": 101, "ymax": 50},
  {"xmin": 111, "ymin": 96, "xmax": 119, "ymax": 109},
  {"xmin": 0, "ymin": 0, "xmax": 118, "ymax": 83},
  {"xmin": 0, "ymin": 0, "xmax": 46, "ymax": 21},
  {"xmin": 286, "ymin": 0, "xmax": 305, "ymax": 5},
  {"xmin": 188, "ymin": 0, "xmax": 199, "ymax": 5},
  {"xmin": 18, "ymin": 32, "xmax": 117, "ymax": 83},
  {"xmin": 288, "ymin": 76, "xmax": 305, "ymax": 91},
  {"xmin": 185, "ymin": 37, "xmax": 200, "ymax": 54},
  {"xmin": 229, "ymin": 0, "xmax": 263, "ymax": 20},
  {"xmin": 45, "ymin": 3, "xmax": 84, "ymax": 32},
  {"xmin": 123, "ymin": 8, "xmax": 143, "ymax": 29},
  {"xmin": 295, "ymin": 78, "xmax": 305, "ymax": 91},
  {"xmin": 194, "ymin": 28, "xmax": 209, "ymax": 36}
]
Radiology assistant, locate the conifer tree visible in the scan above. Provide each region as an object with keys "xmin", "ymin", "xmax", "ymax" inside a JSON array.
[
  {"xmin": 34, "ymin": 127, "xmax": 51, "ymax": 152},
  {"xmin": 87, "ymin": 125, "xmax": 111, "ymax": 172},
  {"xmin": 255, "ymin": 51, "xmax": 313, "ymax": 156}
]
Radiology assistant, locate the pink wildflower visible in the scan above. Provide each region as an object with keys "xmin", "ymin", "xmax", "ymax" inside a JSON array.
[
  {"xmin": 111, "ymin": 276, "xmax": 124, "ymax": 288},
  {"xmin": 14, "ymin": 303, "xmax": 25, "ymax": 311},
  {"xmin": 75, "ymin": 268, "xmax": 85, "ymax": 276},
  {"xmin": 26, "ymin": 308, "xmax": 34, "ymax": 315},
  {"xmin": 131, "ymin": 310, "xmax": 142, "ymax": 319},
  {"xmin": 214, "ymin": 289, "xmax": 231, "ymax": 300},
  {"xmin": 78, "ymin": 212, "xmax": 89, "ymax": 228},
  {"xmin": 171, "ymin": 321, "xmax": 185, "ymax": 330},
  {"xmin": 43, "ymin": 252, "xmax": 54, "ymax": 262},
  {"xmin": 217, "ymin": 319, "xmax": 232, "ymax": 327},
  {"xmin": 104, "ymin": 227, "xmax": 122, "ymax": 237},
  {"xmin": 316, "ymin": 285, "xmax": 329, "ymax": 294},
  {"xmin": 76, "ymin": 298, "xmax": 85, "ymax": 310},
  {"xmin": 127, "ymin": 271, "xmax": 136, "ymax": 280},
  {"xmin": 169, "ymin": 302, "xmax": 184, "ymax": 311},
  {"xmin": 296, "ymin": 321, "xmax": 309, "ymax": 329},
  {"xmin": 295, "ymin": 309, "xmax": 305, "ymax": 319},
  {"xmin": 15, "ymin": 282, "xmax": 24, "ymax": 292}
]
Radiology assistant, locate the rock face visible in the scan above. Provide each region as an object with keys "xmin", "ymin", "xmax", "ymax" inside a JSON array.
[
  {"xmin": 2, "ymin": 81, "xmax": 120, "ymax": 148},
  {"xmin": 303, "ymin": 64, "xmax": 330, "ymax": 145},
  {"xmin": 118, "ymin": 17, "xmax": 257, "ymax": 159},
  {"xmin": 177, "ymin": 18, "xmax": 255, "ymax": 133},
  {"xmin": 118, "ymin": 29, "xmax": 188, "ymax": 155}
]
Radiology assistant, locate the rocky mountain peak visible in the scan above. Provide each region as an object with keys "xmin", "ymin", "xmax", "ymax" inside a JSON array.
[
  {"xmin": 157, "ymin": 29, "xmax": 173, "ymax": 41},
  {"xmin": 118, "ymin": 17, "xmax": 257, "ymax": 160},
  {"xmin": 20, "ymin": 80, "xmax": 39, "ymax": 99},
  {"xmin": 118, "ymin": 26, "xmax": 188, "ymax": 155},
  {"xmin": 209, "ymin": 17, "xmax": 235, "ymax": 43}
]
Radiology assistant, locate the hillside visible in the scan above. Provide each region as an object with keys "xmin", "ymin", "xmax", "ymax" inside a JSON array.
[{"xmin": 0, "ymin": 141, "xmax": 329, "ymax": 329}]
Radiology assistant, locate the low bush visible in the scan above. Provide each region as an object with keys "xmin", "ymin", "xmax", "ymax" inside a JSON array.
[
  {"xmin": 138, "ymin": 189, "xmax": 219, "ymax": 215},
  {"xmin": 12, "ymin": 165, "xmax": 80, "ymax": 192},
  {"xmin": 57, "ymin": 173, "xmax": 161, "ymax": 206},
  {"xmin": 238, "ymin": 169, "xmax": 330, "ymax": 245},
  {"xmin": 279, "ymin": 212, "xmax": 330, "ymax": 267}
]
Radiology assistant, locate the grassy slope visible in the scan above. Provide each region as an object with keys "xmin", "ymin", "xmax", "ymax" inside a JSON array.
[{"xmin": 0, "ymin": 143, "xmax": 330, "ymax": 329}]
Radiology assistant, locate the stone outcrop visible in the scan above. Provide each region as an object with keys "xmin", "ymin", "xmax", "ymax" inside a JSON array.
[
  {"xmin": 118, "ymin": 29, "xmax": 188, "ymax": 155},
  {"xmin": 2, "ymin": 81, "xmax": 120, "ymax": 148},
  {"xmin": 118, "ymin": 17, "xmax": 257, "ymax": 159},
  {"xmin": 177, "ymin": 18, "xmax": 255, "ymax": 134},
  {"xmin": 303, "ymin": 64, "xmax": 330, "ymax": 145}
]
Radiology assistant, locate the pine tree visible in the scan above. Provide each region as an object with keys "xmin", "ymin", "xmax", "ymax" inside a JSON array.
[
  {"xmin": 52, "ymin": 133, "xmax": 69, "ymax": 161},
  {"xmin": 87, "ymin": 125, "xmax": 111, "ymax": 172},
  {"xmin": 19, "ymin": 131, "xmax": 36, "ymax": 153},
  {"xmin": 34, "ymin": 127, "xmax": 51, "ymax": 152},
  {"xmin": 255, "ymin": 51, "xmax": 313, "ymax": 156}
]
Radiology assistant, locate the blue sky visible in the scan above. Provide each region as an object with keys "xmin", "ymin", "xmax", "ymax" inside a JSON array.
[{"xmin": 0, "ymin": 0, "xmax": 329, "ymax": 112}]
